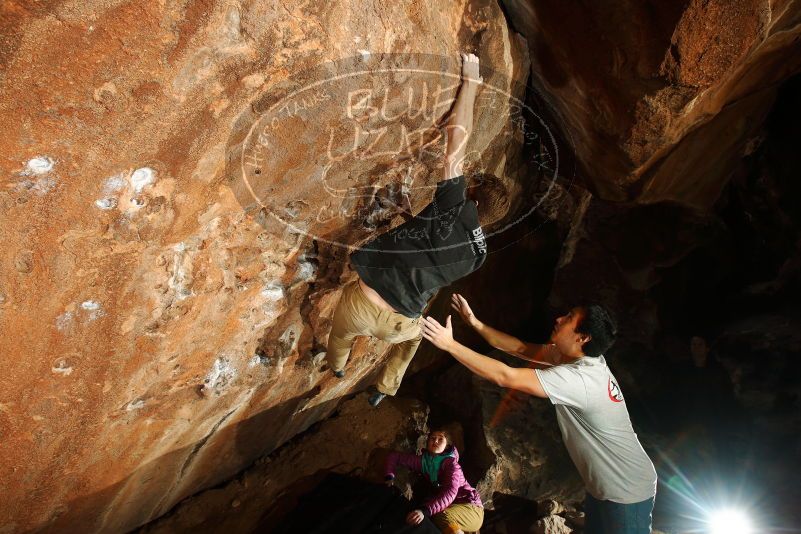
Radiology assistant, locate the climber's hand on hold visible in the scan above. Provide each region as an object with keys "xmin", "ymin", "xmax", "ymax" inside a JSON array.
[{"xmin": 461, "ymin": 52, "xmax": 483, "ymax": 85}]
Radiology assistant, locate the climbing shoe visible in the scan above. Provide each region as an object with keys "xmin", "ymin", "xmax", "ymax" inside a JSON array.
[
  {"xmin": 332, "ymin": 368, "xmax": 345, "ymax": 379},
  {"xmin": 368, "ymin": 390, "xmax": 386, "ymax": 407}
]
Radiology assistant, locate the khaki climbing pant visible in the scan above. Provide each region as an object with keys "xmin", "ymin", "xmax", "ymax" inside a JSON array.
[
  {"xmin": 433, "ymin": 503, "xmax": 484, "ymax": 533},
  {"xmin": 326, "ymin": 280, "xmax": 422, "ymax": 395}
]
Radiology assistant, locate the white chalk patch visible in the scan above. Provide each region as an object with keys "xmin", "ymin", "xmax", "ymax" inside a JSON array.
[
  {"xmin": 52, "ymin": 358, "xmax": 73, "ymax": 376},
  {"xmin": 81, "ymin": 300, "xmax": 100, "ymax": 311},
  {"xmin": 169, "ymin": 243, "xmax": 194, "ymax": 300},
  {"xmin": 279, "ymin": 330, "xmax": 294, "ymax": 346},
  {"xmin": 223, "ymin": 4, "xmax": 242, "ymax": 42},
  {"xmin": 102, "ymin": 174, "xmax": 127, "ymax": 195},
  {"xmin": 95, "ymin": 198, "xmax": 117, "ymax": 210},
  {"xmin": 126, "ymin": 399, "xmax": 146, "ymax": 411},
  {"xmin": 17, "ymin": 179, "xmax": 35, "ymax": 190},
  {"xmin": 312, "ymin": 351, "xmax": 327, "ymax": 366},
  {"xmin": 18, "ymin": 176, "xmax": 57, "ymax": 196},
  {"xmin": 248, "ymin": 355, "xmax": 263, "ymax": 367},
  {"xmin": 275, "ymin": 358, "xmax": 286, "ymax": 376},
  {"xmin": 33, "ymin": 176, "xmax": 57, "ymax": 195},
  {"xmin": 261, "ymin": 284, "xmax": 285, "ymax": 302},
  {"xmin": 284, "ymin": 199, "xmax": 309, "ymax": 219},
  {"xmin": 131, "ymin": 167, "xmax": 156, "ymax": 193},
  {"xmin": 242, "ymin": 73, "xmax": 265, "ymax": 89},
  {"xmin": 357, "ymin": 49, "xmax": 370, "ymax": 59},
  {"xmin": 81, "ymin": 300, "xmax": 104, "ymax": 320},
  {"xmin": 56, "ymin": 311, "xmax": 74, "ymax": 332},
  {"xmin": 25, "ymin": 156, "xmax": 54, "ymax": 175},
  {"xmin": 204, "ymin": 356, "xmax": 237, "ymax": 393},
  {"xmin": 294, "ymin": 259, "xmax": 317, "ymax": 282},
  {"xmin": 353, "ymin": 36, "xmax": 362, "ymax": 43}
]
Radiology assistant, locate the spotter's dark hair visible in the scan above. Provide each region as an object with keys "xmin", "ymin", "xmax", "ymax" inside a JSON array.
[{"xmin": 576, "ymin": 304, "xmax": 617, "ymax": 358}]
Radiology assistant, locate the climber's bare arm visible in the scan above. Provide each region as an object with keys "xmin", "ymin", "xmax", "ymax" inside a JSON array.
[
  {"xmin": 421, "ymin": 316, "xmax": 548, "ymax": 398},
  {"xmin": 443, "ymin": 53, "xmax": 482, "ymax": 181},
  {"xmin": 391, "ymin": 54, "xmax": 481, "ymax": 220},
  {"xmin": 451, "ymin": 294, "xmax": 562, "ymax": 367}
]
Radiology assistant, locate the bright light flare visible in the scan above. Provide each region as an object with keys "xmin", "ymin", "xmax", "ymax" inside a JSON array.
[{"xmin": 708, "ymin": 508, "xmax": 753, "ymax": 534}]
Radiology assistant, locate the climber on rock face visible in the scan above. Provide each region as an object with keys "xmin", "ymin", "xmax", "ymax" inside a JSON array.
[
  {"xmin": 421, "ymin": 297, "xmax": 658, "ymax": 534},
  {"xmin": 385, "ymin": 428, "xmax": 484, "ymax": 534},
  {"xmin": 326, "ymin": 52, "xmax": 510, "ymax": 407}
]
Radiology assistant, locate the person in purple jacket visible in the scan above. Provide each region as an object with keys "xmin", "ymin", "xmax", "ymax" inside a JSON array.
[{"xmin": 385, "ymin": 428, "xmax": 484, "ymax": 534}]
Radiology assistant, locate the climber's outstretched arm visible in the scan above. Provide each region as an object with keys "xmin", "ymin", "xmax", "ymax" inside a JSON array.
[
  {"xmin": 442, "ymin": 53, "xmax": 482, "ymax": 181},
  {"xmin": 421, "ymin": 315, "xmax": 548, "ymax": 398}
]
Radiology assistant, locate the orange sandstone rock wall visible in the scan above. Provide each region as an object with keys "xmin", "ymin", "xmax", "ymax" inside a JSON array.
[
  {"xmin": 501, "ymin": 0, "xmax": 801, "ymax": 207},
  {"xmin": 0, "ymin": 1, "xmax": 528, "ymax": 532}
]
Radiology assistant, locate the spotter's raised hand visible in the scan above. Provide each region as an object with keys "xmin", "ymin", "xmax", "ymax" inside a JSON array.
[
  {"xmin": 421, "ymin": 315, "xmax": 454, "ymax": 351},
  {"xmin": 451, "ymin": 293, "xmax": 478, "ymax": 327}
]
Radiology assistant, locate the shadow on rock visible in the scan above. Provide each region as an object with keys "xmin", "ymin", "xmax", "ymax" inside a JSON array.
[{"xmin": 271, "ymin": 473, "xmax": 440, "ymax": 534}]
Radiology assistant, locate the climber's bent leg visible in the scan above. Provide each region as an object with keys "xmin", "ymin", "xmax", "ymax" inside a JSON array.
[
  {"xmin": 375, "ymin": 317, "xmax": 423, "ymax": 396},
  {"xmin": 326, "ymin": 280, "xmax": 374, "ymax": 373}
]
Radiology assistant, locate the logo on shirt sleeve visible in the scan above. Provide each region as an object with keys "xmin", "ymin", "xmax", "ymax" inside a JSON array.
[
  {"xmin": 607, "ymin": 377, "xmax": 624, "ymax": 403},
  {"xmin": 470, "ymin": 227, "xmax": 487, "ymax": 255}
]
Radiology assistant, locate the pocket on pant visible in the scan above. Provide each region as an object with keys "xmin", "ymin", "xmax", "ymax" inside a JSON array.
[{"xmin": 384, "ymin": 318, "xmax": 421, "ymax": 344}]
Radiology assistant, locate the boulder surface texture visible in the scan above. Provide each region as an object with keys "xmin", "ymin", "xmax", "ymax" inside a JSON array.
[
  {"xmin": 2, "ymin": 1, "xmax": 801, "ymax": 533},
  {"xmin": 0, "ymin": 1, "xmax": 526, "ymax": 532}
]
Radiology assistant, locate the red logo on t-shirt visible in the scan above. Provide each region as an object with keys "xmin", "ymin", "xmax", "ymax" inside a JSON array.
[{"xmin": 608, "ymin": 377, "xmax": 624, "ymax": 402}]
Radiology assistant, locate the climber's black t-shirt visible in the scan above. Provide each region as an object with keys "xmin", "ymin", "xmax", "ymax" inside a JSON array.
[{"xmin": 350, "ymin": 176, "xmax": 487, "ymax": 318}]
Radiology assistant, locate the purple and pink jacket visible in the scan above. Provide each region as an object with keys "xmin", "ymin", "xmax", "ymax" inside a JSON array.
[{"xmin": 384, "ymin": 445, "xmax": 483, "ymax": 517}]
